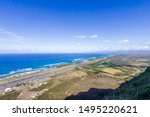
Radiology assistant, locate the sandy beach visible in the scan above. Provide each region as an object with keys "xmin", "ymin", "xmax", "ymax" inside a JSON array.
[
  {"xmin": 0, "ymin": 54, "xmax": 149, "ymax": 100},
  {"xmin": 0, "ymin": 58, "xmax": 104, "ymax": 94}
]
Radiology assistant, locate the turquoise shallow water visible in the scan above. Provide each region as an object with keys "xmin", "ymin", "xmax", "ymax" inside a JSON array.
[{"xmin": 0, "ymin": 53, "xmax": 108, "ymax": 78}]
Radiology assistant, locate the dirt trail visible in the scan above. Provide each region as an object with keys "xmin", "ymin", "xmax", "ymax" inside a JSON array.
[{"xmin": 17, "ymin": 86, "xmax": 33, "ymax": 100}]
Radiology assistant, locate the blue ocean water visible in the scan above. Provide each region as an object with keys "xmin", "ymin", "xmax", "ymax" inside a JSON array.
[{"xmin": 0, "ymin": 53, "xmax": 108, "ymax": 78}]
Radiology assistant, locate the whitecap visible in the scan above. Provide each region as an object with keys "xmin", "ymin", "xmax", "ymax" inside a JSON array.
[
  {"xmin": 72, "ymin": 58, "xmax": 84, "ymax": 62},
  {"xmin": 43, "ymin": 62, "xmax": 68, "ymax": 68}
]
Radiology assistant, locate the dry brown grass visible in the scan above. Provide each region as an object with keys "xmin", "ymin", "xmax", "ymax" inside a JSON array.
[{"xmin": 101, "ymin": 67, "xmax": 121, "ymax": 75}]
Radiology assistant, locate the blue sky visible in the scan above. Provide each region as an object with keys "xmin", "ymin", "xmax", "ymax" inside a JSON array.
[{"xmin": 0, "ymin": 0, "xmax": 150, "ymax": 53}]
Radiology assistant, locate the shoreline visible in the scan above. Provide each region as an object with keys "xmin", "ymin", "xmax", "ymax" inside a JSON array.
[
  {"xmin": 0, "ymin": 54, "xmax": 148, "ymax": 99},
  {"xmin": 0, "ymin": 62, "xmax": 70, "ymax": 79},
  {"xmin": 0, "ymin": 56, "xmax": 106, "ymax": 79},
  {"xmin": 0, "ymin": 57, "xmax": 107, "ymax": 93}
]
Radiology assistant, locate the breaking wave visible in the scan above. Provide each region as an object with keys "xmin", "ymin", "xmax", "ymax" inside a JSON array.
[{"xmin": 0, "ymin": 67, "xmax": 33, "ymax": 78}]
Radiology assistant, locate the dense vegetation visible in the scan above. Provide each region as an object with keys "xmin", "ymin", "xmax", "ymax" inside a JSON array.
[{"xmin": 104, "ymin": 66, "xmax": 150, "ymax": 100}]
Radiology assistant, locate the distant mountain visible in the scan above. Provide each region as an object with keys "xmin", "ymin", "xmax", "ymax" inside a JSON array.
[{"xmin": 94, "ymin": 50, "xmax": 150, "ymax": 55}]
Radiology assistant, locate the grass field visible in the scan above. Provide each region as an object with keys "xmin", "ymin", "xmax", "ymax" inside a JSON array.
[
  {"xmin": 35, "ymin": 58, "xmax": 144, "ymax": 99},
  {"xmin": 0, "ymin": 91, "xmax": 20, "ymax": 100},
  {"xmin": 30, "ymin": 81, "xmax": 54, "ymax": 91},
  {"xmin": 101, "ymin": 67, "xmax": 121, "ymax": 75},
  {"xmin": 1, "ymin": 55, "xmax": 149, "ymax": 100}
]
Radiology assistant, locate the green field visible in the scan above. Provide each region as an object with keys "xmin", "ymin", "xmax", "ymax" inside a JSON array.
[
  {"xmin": 0, "ymin": 91, "xmax": 20, "ymax": 100},
  {"xmin": 34, "ymin": 55, "xmax": 149, "ymax": 100},
  {"xmin": 1, "ymin": 54, "xmax": 150, "ymax": 100}
]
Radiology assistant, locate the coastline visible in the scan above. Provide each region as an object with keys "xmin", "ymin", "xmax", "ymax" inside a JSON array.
[
  {"xmin": 0, "ymin": 54, "xmax": 108, "ymax": 79},
  {"xmin": 0, "ymin": 54, "xmax": 149, "ymax": 100},
  {"xmin": 0, "ymin": 57, "xmax": 107, "ymax": 93}
]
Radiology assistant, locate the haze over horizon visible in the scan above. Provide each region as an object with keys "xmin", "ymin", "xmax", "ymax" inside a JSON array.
[{"xmin": 0, "ymin": 0, "xmax": 150, "ymax": 53}]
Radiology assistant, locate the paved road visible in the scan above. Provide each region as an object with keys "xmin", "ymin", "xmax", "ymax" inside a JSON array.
[{"xmin": 0, "ymin": 59, "xmax": 102, "ymax": 92}]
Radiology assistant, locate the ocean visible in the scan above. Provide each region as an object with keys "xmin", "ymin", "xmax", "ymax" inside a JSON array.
[{"xmin": 0, "ymin": 53, "xmax": 108, "ymax": 78}]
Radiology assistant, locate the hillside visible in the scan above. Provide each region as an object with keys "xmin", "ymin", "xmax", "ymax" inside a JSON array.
[
  {"xmin": 0, "ymin": 55, "xmax": 150, "ymax": 100},
  {"xmin": 66, "ymin": 66, "xmax": 150, "ymax": 100},
  {"xmin": 104, "ymin": 66, "xmax": 150, "ymax": 100}
]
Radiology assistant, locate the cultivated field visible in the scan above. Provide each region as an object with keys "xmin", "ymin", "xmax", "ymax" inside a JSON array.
[{"xmin": 0, "ymin": 54, "xmax": 150, "ymax": 100}]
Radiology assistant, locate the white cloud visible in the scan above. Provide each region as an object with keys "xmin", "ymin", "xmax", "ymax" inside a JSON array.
[
  {"xmin": 0, "ymin": 29, "xmax": 25, "ymax": 42},
  {"xmin": 118, "ymin": 39, "xmax": 130, "ymax": 44},
  {"xmin": 73, "ymin": 34, "xmax": 98, "ymax": 39},
  {"xmin": 89, "ymin": 34, "xmax": 98, "ymax": 39},
  {"xmin": 142, "ymin": 45, "xmax": 150, "ymax": 49}
]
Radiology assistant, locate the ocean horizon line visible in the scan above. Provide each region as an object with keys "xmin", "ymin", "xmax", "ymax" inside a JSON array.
[{"xmin": 0, "ymin": 50, "xmax": 150, "ymax": 54}]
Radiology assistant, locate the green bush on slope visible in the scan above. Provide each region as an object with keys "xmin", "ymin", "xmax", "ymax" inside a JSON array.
[{"xmin": 105, "ymin": 67, "xmax": 150, "ymax": 100}]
